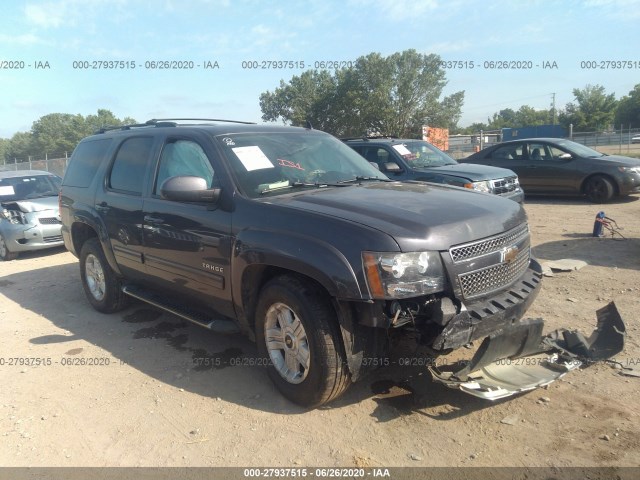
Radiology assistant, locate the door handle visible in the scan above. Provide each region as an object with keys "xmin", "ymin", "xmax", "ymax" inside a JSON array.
[
  {"xmin": 95, "ymin": 202, "xmax": 109, "ymax": 213},
  {"xmin": 144, "ymin": 215, "xmax": 164, "ymax": 224}
]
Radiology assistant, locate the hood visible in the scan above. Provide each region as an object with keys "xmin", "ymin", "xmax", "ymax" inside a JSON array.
[
  {"xmin": 595, "ymin": 155, "xmax": 640, "ymax": 167},
  {"xmin": 418, "ymin": 163, "xmax": 517, "ymax": 181},
  {"xmin": 1, "ymin": 196, "xmax": 59, "ymax": 213},
  {"xmin": 269, "ymin": 182, "xmax": 526, "ymax": 251}
]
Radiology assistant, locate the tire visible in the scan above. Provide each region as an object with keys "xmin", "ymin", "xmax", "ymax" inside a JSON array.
[
  {"xmin": 79, "ymin": 238, "xmax": 128, "ymax": 313},
  {"xmin": 255, "ymin": 275, "xmax": 350, "ymax": 408},
  {"xmin": 584, "ymin": 175, "xmax": 615, "ymax": 203},
  {"xmin": 0, "ymin": 233, "xmax": 18, "ymax": 261}
]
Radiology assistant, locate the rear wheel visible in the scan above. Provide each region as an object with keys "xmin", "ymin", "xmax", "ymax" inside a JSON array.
[
  {"xmin": 255, "ymin": 275, "xmax": 350, "ymax": 408},
  {"xmin": 79, "ymin": 238, "xmax": 128, "ymax": 313},
  {"xmin": 0, "ymin": 234, "xmax": 18, "ymax": 261},
  {"xmin": 584, "ymin": 175, "xmax": 615, "ymax": 203}
]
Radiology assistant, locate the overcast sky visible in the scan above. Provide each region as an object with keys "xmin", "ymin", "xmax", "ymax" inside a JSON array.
[{"xmin": 1, "ymin": 0, "xmax": 639, "ymax": 137}]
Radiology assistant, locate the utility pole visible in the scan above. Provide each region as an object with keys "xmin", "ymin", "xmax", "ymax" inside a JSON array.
[{"xmin": 551, "ymin": 92, "xmax": 556, "ymax": 125}]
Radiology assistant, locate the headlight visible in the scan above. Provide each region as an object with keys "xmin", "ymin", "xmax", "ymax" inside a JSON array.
[
  {"xmin": 362, "ymin": 251, "xmax": 445, "ymax": 299},
  {"xmin": 618, "ymin": 166, "xmax": 640, "ymax": 174},
  {"xmin": 1, "ymin": 209, "xmax": 25, "ymax": 224},
  {"xmin": 464, "ymin": 180, "xmax": 491, "ymax": 193}
]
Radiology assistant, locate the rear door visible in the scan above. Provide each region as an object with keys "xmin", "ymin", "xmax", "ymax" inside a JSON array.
[
  {"xmin": 476, "ymin": 142, "xmax": 532, "ymax": 189},
  {"xmin": 141, "ymin": 134, "xmax": 234, "ymax": 317},
  {"xmin": 95, "ymin": 135, "xmax": 156, "ymax": 280}
]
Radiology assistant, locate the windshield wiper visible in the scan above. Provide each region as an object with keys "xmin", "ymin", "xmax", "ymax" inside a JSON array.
[
  {"xmin": 259, "ymin": 181, "xmax": 353, "ymax": 195},
  {"xmin": 337, "ymin": 176, "xmax": 391, "ymax": 184}
]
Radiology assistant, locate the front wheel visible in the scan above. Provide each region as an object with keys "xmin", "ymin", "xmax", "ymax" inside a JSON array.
[
  {"xmin": 585, "ymin": 175, "xmax": 615, "ymax": 203},
  {"xmin": 79, "ymin": 238, "xmax": 128, "ymax": 313},
  {"xmin": 255, "ymin": 275, "xmax": 350, "ymax": 408},
  {"xmin": 0, "ymin": 233, "xmax": 18, "ymax": 261}
]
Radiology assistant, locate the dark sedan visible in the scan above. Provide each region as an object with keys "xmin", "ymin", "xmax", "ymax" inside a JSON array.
[{"xmin": 462, "ymin": 138, "xmax": 640, "ymax": 202}]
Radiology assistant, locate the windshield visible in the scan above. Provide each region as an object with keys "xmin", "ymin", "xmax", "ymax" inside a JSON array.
[
  {"xmin": 0, "ymin": 174, "xmax": 61, "ymax": 202},
  {"xmin": 394, "ymin": 141, "xmax": 457, "ymax": 167},
  {"xmin": 217, "ymin": 131, "xmax": 388, "ymax": 197},
  {"xmin": 556, "ymin": 139, "xmax": 606, "ymax": 158}
]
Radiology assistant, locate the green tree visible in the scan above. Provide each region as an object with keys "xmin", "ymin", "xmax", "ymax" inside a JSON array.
[
  {"xmin": 260, "ymin": 49, "xmax": 464, "ymax": 138},
  {"xmin": 31, "ymin": 113, "xmax": 83, "ymax": 156},
  {"xmin": 2, "ymin": 110, "xmax": 136, "ymax": 161},
  {"xmin": 6, "ymin": 132, "xmax": 36, "ymax": 162},
  {"xmin": 485, "ymin": 105, "xmax": 551, "ymax": 130},
  {"xmin": 559, "ymin": 84, "xmax": 617, "ymax": 131},
  {"xmin": 83, "ymin": 109, "xmax": 136, "ymax": 136},
  {"xmin": 614, "ymin": 84, "xmax": 640, "ymax": 129},
  {"xmin": 259, "ymin": 70, "xmax": 338, "ymax": 132},
  {"xmin": 0, "ymin": 138, "xmax": 9, "ymax": 164}
]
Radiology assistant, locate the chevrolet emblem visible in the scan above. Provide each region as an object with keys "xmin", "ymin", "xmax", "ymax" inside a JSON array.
[{"xmin": 501, "ymin": 245, "xmax": 519, "ymax": 264}]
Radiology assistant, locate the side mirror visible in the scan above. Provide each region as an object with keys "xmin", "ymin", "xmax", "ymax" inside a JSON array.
[
  {"xmin": 559, "ymin": 153, "xmax": 573, "ymax": 161},
  {"xmin": 160, "ymin": 176, "xmax": 221, "ymax": 203},
  {"xmin": 383, "ymin": 162, "xmax": 402, "ymax": 173}
]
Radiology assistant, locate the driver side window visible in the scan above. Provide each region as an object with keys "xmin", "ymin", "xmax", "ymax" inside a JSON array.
[
  {"xmin": 548, "ymin": 145, "xmax": 569, "ymax": 161},
  {"xmin": 528, "ymin": 143, "xmax": 550, "ymax": 161},
  {"xmin": 155, "ymin": 140, "xmax": 215, "ymax": 195}
]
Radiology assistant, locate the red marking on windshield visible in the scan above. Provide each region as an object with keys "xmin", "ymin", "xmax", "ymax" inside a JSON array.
[{"xmin": 278, "ymin": 159, "xmax": 305, "ymax": 170}]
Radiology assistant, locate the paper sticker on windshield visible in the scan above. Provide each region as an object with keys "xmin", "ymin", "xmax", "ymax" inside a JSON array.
[
  {"xmin": 0, "ymin": 186, "xmax": 15, "ymax": 195},
  {"xmin": 392, "ymin": 145, "xmax": 412, "ymax": 156},
  {"xmin": 232, "ymin": 146, "xmax": 274, "ymax": 171}
]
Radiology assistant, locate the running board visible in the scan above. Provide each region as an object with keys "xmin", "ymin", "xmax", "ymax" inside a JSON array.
[{"xmin": 122, "ymin": 285, "xmax": 240, "ymax": 334}]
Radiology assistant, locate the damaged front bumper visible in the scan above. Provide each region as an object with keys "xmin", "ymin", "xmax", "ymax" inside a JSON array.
[
  {"xmin": 0, "ymin": 210, "xmax": 63, "ymax": 252},
  {"xmin": 429, "ymin": 302, "xmax": 626, "ymax": 400}
]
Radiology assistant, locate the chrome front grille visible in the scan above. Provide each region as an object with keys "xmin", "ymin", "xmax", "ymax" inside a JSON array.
[
  {"xmin": 449, "ymin": 223, "xmax": 529, "ymax": 263},
  {"xmin": 458, "ymin": 246, "xmax": 530, "ymax": 299},
  {"xmin": 491, "ymin": 176, "xmax": 519, "ymax": 195}
]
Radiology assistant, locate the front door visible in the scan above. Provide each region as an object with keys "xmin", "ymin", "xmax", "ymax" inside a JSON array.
[{"xmin": 141, "ymin": 136, "xmax": 234, "ymax": 317}]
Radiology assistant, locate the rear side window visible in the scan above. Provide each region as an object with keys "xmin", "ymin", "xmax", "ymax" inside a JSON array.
[
  {"xmin": 109, "ymin": 137, "xmax": 154, "ymax": 194},
  {"xmin": 63, "ymin": 139, "xmax": 113, "ymax": 187},
  {"xmin": 490, "ymin": 143, "xmax": 524, "ymax": 161}
]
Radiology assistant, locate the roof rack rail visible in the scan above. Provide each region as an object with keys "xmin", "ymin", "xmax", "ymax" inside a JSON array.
[
  {"xmin": 146, "ymin": 118, "xmax": 257, "ymax": 125},
  {"xmin": 94, "ymin": 118, "xmax": 257, "ymax": 134},
  {"xmin": 93, "ymin": 122, "xmax": 176, "ymax": 134},
  {"xmin": 341, "ymin": 136, "xmax": 369, "ymax": 141},
  {"xmin": 341, "ymin": 135, "xmax": 400, "ymax": 142}
]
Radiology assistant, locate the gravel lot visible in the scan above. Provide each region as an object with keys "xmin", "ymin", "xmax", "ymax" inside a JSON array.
[{"xmin": 1, "ymin": 195, "xmax": 639, "ymax": 469}]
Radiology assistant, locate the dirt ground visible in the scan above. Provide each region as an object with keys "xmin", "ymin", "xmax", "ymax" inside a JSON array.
[{"xmin": 1, "ymin": 195, "xmax": 639, "ymax": 469}]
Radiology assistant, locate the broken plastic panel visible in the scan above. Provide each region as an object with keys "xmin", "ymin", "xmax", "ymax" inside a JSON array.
[{"xmin": 429, "ymin": 302, "xmax": 625, "ymax": 400}]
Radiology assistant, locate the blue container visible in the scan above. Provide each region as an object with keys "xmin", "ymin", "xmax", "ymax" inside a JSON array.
[{"xmin": 593, "ymin": 211, "xmax": 606, "ymax": 237}]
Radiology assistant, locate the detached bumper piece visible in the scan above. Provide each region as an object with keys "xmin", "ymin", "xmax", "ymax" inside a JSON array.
[{"xmin": 429, "ymin": 302, "xmax": 625, "ymax": 400}]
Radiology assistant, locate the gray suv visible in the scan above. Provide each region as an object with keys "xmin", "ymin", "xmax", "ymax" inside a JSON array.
[{"xmin": 59, "ymin": 119, "xmax": 615, "ymax": 407}]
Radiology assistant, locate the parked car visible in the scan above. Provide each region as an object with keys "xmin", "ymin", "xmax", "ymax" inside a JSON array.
[
  {"xmin": 343, "ymin": 137, "xmax": 524, "ymax": 202},
  {"xmin": 462, "ymin": 138, "xmax": 640, "ymax": 202},
  {"xmin": 61, "ymin": 119, "xmax": 611, "ymax": 407},
  {"xmin": 631, "ymin": 134, "xmax": 640, "ymax": 144},
  {"xmin": 0, "ymin": 170, "xmax": 63, "ymax": 261}
]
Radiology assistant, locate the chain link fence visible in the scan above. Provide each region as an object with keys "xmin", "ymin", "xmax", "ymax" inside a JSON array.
[{"xmin": 0, "ymin": 157, "xmax": 69, "ymax": 177}]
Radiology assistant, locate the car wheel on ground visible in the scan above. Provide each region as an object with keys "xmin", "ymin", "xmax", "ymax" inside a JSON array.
[
  {"xmin": 0, "ymin": 233, "xmax": 18, "ymax": 261},
  {"xmin": 255, "ymin": 275, "xmax": 350, "ymax": 408},
  {"xmin": 79, "ymin": 238, "xmax": 129, "ymax": 313},
  {"xmin": 584, "ymin": 175, "xmax": 615, "ymax": 203}
]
